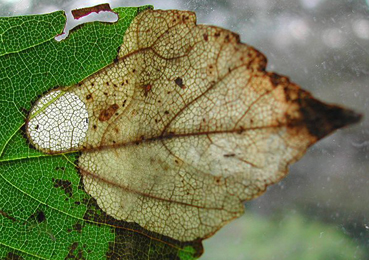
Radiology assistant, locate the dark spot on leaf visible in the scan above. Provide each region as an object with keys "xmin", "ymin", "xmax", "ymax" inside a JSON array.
[
  {"xmin": 144, "ymin": 84, "xmax": 152, "ymax": 96},
  {"xmin": 269, "ymin": 73, "xmax": 285, "ymax": 88},
  {"xmin": 223, "ymin": 153, "xmax": 235, "ymax": 157},
  {"xmin": 86, "ymin": 94, "xmax": 92, "ymax": 100},
  {"xmin": 203, "ymin": 33, "xmax": 208, "ymax": 41},
  {"xmin": 65, "ymin": 242, "xmax": 85, "ymax": 260},
  {"xmin": 73, "ymin": 223, "xmax": 82, "ymax": 233},
  {"xmin": 20, "ymin": 107, "xmax": 28, "ymax": 115},
  {"xmin": 36, "ymin": 211, "xmax": 45, "ymax": 223},
  {"xmin": 174, "ymin": 77, "xmax": 184, "ymax": 88},
  {"xmin": 98, "ymin": 104, "xmax": 119, "ymax": 122},
  {"xmin": 113, "ymin": 57, "xmax": 119, "ymax": 63},
  {"xmin": 93, "ymin": 124, "xmax": 97, "ymax": 129},
  {"xmin": 164, "ymin": 110, "xmax": 170, "ymax": 115},
  {"xmin": 53, "ymin": 179, "xmax": 73, "ymax": 198},
  {"xmin": 4, "ymin": 252, "xmax": 24, "ymax": 260}
]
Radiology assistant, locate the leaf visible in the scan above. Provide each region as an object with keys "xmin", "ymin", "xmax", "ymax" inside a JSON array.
[
  {"xmin": 0, "ymin": 5, "xmax": 202, "ymax": 260},
  {"xmin": 25, "ymin": 8, "xmax": 361, "ymax": 246}
]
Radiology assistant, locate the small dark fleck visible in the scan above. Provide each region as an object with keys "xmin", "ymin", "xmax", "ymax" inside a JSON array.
[
  {"xmin": 86, "ymin": 94, "xmax": 92, "ymax": 100},
  {"xmin": 36, "ymin": 211, "xmax": 45, "ymax": 223},
  {"xmin": 93, "ymin": 125, "xmax": 97, "ymax": 129},
  {"xmin": 174, "ymin": 77, "xmax": 184, "ymax": 88},
  {"xmin": 73, "ymin": 223, "xmax": 82, "ymax": 233},
  {"xmin": 113, "ymin": 57, "xmax": 119, "ymax": 63},
  {"xmin": 35, "ymin": 125, "xmax": 39, "ymax": 130},
  {"xmin": 164, "ymin": 110, "xmax": 170, "ymax": 115},
  {"xmin": 104, "ymin": 92, "xmax": 108, "ymax": 96},
  {"xmin": 223, "ymin": 153, "xmax": 236, "ymax": 157},
  {"xmin": 203, "ymin": 33, "xmax": 208, "ymax": 41}
]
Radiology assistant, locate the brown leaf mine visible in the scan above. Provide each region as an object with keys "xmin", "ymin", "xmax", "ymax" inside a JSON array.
[{"xmin": 26, "ymin": 10, "xmax": 361, "ymax": 241}]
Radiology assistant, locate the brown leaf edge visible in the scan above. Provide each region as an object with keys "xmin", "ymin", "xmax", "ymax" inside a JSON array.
[{"xmin": 71, "ymin": 3, "xmax": 113, "ymax": 20}]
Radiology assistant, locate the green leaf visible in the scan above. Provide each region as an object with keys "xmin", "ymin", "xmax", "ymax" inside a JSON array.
[{"xmin": 0, "ymin": 5, "xmax": 202, "ymax": 260}]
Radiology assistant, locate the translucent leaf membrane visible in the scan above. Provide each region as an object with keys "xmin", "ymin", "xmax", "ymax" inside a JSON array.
[{"xmin": 27, "ymin": 10, "xmax": 361, "ymax": 242}]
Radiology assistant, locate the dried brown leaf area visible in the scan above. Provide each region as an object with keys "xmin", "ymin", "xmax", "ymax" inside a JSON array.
[{"xmin": 26, "ymin": 10, "xmax": 360, "ymax": 241}]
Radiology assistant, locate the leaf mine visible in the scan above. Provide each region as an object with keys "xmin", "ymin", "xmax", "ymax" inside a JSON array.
[
  {"xmin": 26, "ymin": 10, "xmax": 361, "ymax": 242},
  {"xmin": 27, "ymin": 90, "xmax": 89, "ymax": 152}
]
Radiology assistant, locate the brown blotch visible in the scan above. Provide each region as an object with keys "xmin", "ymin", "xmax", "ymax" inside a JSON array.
[
  {"xmin": 144, "ymin": 84, "xmax": 152, "ymax": 96},
  {"xmin": 86, "ymin": 94, "xmax": 92, "ymax": 100},
  {"xmin": 284, "ymin": 84, "xmax": 362, "ymax": 140},
  {"xmin": 203, "ymin": 33, "xmax": 208, "ymax": 41},
  {"xmin": 98, "ymin": 104, "xmax": 119, "ymax": 122},
  {"xmin": 268, "ymin": 73, "xmax": 287, "ymax": 88}
]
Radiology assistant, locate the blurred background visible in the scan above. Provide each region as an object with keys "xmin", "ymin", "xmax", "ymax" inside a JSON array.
[{"xmin": 1, "ymin": 0, "xmax": 368, "ymax": 259}]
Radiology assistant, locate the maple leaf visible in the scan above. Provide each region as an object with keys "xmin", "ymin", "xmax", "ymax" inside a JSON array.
[{"xmin": 26, "ymin": 9, "xmax": 360, "ymax": 244}]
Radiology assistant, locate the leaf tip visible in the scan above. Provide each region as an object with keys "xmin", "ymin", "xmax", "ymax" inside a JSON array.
[{"xmin": 298, "ymin": 95, "xmax": 362, "ymax": 140}]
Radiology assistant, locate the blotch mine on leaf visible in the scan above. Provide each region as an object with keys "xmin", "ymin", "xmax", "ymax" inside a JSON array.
[
  {"xmin": 26, "ymin": 10, "xmax": 361, "ymax": 242},
  {"xmin": 26, "ymin": 90, "xmax": 88, "ymax": 153}
]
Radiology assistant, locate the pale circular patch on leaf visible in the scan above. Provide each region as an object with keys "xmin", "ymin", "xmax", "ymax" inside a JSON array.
[{"xmin": 27, "ymin": 90, "xmax": 89, "ymax": 153}]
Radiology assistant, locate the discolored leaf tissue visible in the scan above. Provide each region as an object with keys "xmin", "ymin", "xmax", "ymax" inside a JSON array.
[{"xmin": 1, "ymin": 6, "xmax": 361, "ymax": 260}]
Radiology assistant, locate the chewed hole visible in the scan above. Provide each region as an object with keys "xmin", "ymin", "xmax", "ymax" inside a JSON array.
[
  {"xmin": 27, "ymin": 90, "xmax": 89, "ymax": 153},
  {"xmin": 55, "ymin": 4, "xmax": 118, "ymax": 41}
]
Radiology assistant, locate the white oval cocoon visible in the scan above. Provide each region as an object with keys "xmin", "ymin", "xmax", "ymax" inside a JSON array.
[{"xmin": 27, "ymin": 90, "xmax": 89, "ymax": 152}]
